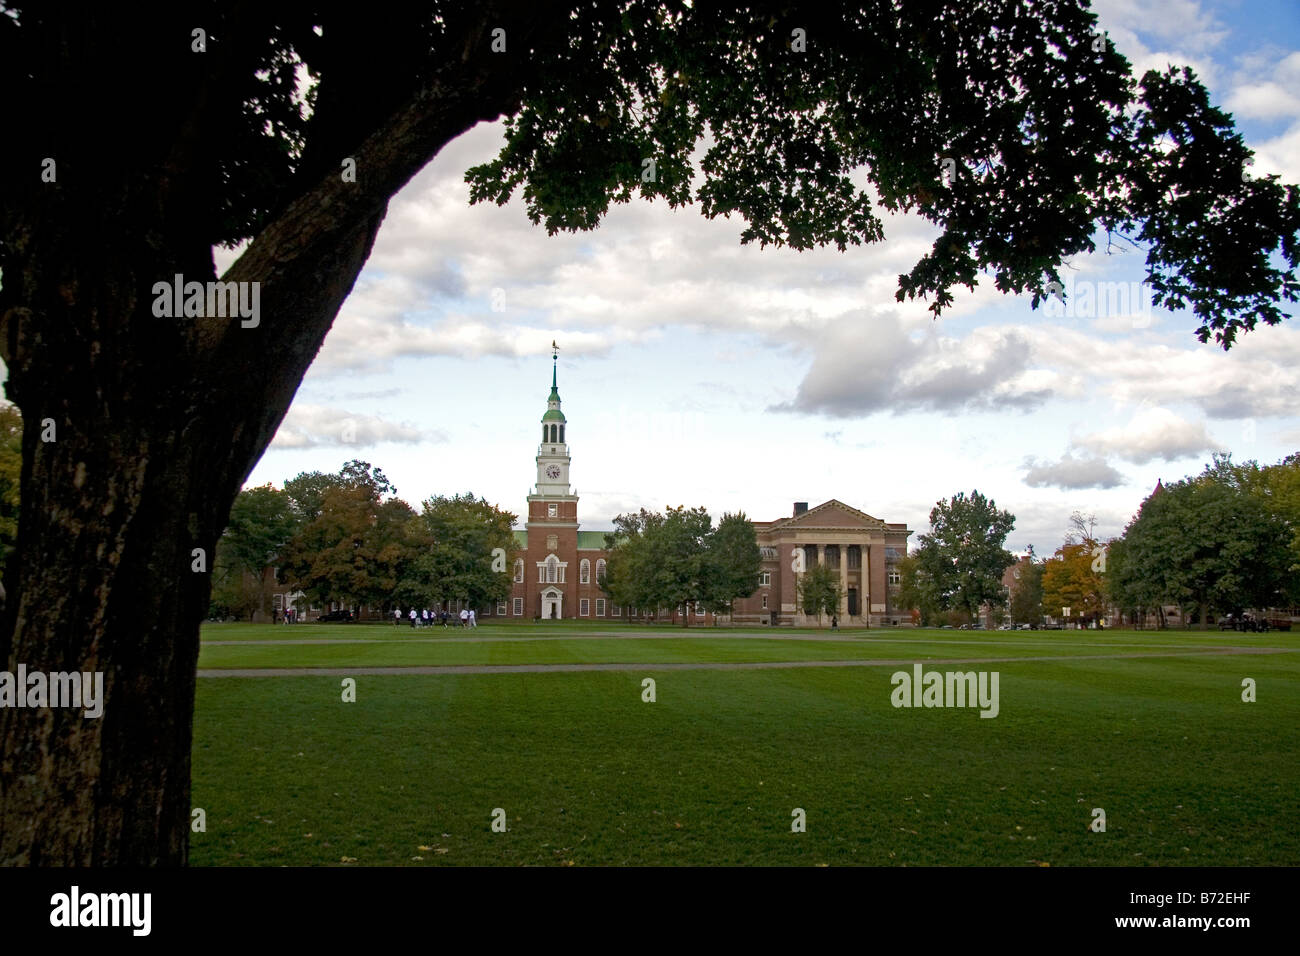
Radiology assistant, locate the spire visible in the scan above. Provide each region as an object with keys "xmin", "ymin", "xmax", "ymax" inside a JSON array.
[
  {"xmin": 548, "ymin": 340, "xmax": 561, "ymax": 404},
  {"xmin": 542, "ymin": 343, "xmax": 565, "ymax": 424}
]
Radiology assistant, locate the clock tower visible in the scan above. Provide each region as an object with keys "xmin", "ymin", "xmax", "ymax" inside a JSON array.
[
  {"xmin": 525, "ymin": 345, "xmax": 579, "ymax": 619},
  {"xmin": 532, "ymin": 349, "xmax": 572, "ymax": 496}
]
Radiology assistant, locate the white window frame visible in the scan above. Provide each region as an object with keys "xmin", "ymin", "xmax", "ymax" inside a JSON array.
[
  {"xmin": 760, "ymin": 571, "xmax": 771, "ymax": 586},
  {"xmin": 497, "ymin": 601, "xmax": 507, "ymax": 616},
  {"xmin": 696, "ymin": 604, "xmax": 706, "ymax": 617},
  {"xmin": 513, "ymin": 597, "xmax": 523, "ymax": 616},
  {"xmin": 514, "ymin": 559, "xmax": 524, "ymax": 583},
  {"xmin": 762, "ymin": 594, "xmax": 768, "ymax": 609},
  {"xmin": 580, "ymin": 559, "xmax": 590, "ymax": 584},
  {"xmin": 580, "ymin": 598, "xmax": 590, "ymax": 617},
  {"xmin": 596, "ymin": 598, "xmax": 605, "ymax": 617},
  {"xmin": 595, "ymin": 558, "xmax": 606, "ymax": 583},
  {"xmin": 612, "ymin": 604, "xmax": 621, "ymax": 617}
]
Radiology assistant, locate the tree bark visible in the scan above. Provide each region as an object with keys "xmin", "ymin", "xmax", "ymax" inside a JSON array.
[{"xmin": 0, "ymin": 3, "xmax": 562, "ymax": 865}]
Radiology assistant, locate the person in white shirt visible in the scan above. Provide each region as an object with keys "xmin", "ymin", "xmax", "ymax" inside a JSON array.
[
  {"xmin": 469, "ymin": 609, "xmax": 477, "ymax": 628},
  {"xmin": 459, "ymin": 608, "xmax": 469, "ymax": 627},
  {"xmin": 393, "ymin": 607, "xmax": 401, "ymax": 626},
  {"xmin": 408, "ymin": 607, "xmax": 417, "ymax": 628}
]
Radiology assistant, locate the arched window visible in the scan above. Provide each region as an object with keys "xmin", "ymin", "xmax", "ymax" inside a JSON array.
[
  {"xmin": 596, "ymin": 558, "xmax": 606, "ymax": 583},
  {"xmin": 541, "ymin": 425, "xmax": 548, "ymax": 442},
  {"xmin": 559, "ymin": 425, "xmax": 565, "ymax": 442},
  {"xmin": 514, "ymin": 559, "xmax": 523, "ymax": 583},
  {"xmin": 546, "ymin": 555, "xmax": 558, "ymax": 584},
  {"xmin": 580, "ymin": 559, "xmax": 590, "ymax": 584}
]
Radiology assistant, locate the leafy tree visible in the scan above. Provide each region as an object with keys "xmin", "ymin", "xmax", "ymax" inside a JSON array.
[
  {"xmin": 896, "ymin": 550, "xmax": 944, "ymax": 626},
  {"xmin": 1041, "ymin": 541, "xmax": 1107, "ymax": 625},
  {"xmin": 1104, "ymin": 535, "xmax": 1157, "ymax": 627},
  {"xmin": 207, "ymin": 549, "xmax": 265, "ymax": 621},
  {"xmin": 284, "ymin": 471, "xmax": 345, "ymax": 525},
  {"xmin": 1114, "ymin": 472, "xmax": 1291, "ymax": 629},
  {"xmin": 1008, "ymin": 559, "xmax": 1045, "ymax": 626},
  {"xmin": 398, "ymin": 493, "xmax": 518, "ymax": 611},
  {"xmin": 650, "ymin": 506, "xmax": 713, "ymax": 627},
  {"xmin": 914, "ymin": 491, "xmax": 1017, "ymax": 623},
  {"xmin": 209, "ymin": 484, "xmax": 297, "ymax": 620},
  {"xmin": 1259, "ymin": 454, "xmax": 1300, "ymax": 596},
  {"xmin": 601, "ymin": 506, "xmax": 757, "ymax": 623},
  {"xmin": 699, "ymin": 512, "xmax": 761, "ymax": 616},
  {"xmin": 1197, "ymin": 452, "xmax": 1300, "ymax": 602},
  {"xmin": 279, "ymin": 466, "xmax": 414, "ymax": 612},
  {"xmin": 600, "ymin": 510, "xmax": 656, "ymax": 617},
  {"xmin": 798, "ymin": 562, "xmax": 841, "ymax": 627},
  {"xmin": 5, "ymin": 1, "xmax": 1298, "ymax": 865}
]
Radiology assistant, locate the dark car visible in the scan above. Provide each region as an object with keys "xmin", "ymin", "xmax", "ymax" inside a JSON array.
[{"xmin": 317, "ymin": 609, "xmax": 354, "ymax": 622}]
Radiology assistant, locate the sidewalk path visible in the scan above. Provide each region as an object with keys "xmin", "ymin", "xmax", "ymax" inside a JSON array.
[{"xmin": 198, "ymin": 645, "xmax": 1295, "ymax": 677}]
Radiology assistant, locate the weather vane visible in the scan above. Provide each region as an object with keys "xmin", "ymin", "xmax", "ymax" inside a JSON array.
[{"xmin": 551, "ymin": 340, "xmax": 559, "ymax": 361}]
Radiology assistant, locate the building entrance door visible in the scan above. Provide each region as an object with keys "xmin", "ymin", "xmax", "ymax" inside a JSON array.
[
  {"xmin": 542, "ymin": 589, "xmax": 563, "ymax": 619},
  {"xmin": 848, "ymin": 587, "xmax": 858, "ymax": 617}
]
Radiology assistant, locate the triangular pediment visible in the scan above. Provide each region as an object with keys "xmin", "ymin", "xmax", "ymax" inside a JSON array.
[{"xmin": 772, "ymin": 499, "xmax": 886, "ymax": 531}]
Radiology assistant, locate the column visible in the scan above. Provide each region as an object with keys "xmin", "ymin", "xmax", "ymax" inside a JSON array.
[
  {"xmin": 864, "ymin": 545, "xmax": 871, "ymax": 625},
  {"xmin": 840, "ymin": 543, "xmax": 849, "ymax": 620}
]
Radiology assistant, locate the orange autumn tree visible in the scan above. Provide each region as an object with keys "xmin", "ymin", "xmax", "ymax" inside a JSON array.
[{"xmin": 1041, "ymin": 540, "xmax": 1109, "ymax": 625}]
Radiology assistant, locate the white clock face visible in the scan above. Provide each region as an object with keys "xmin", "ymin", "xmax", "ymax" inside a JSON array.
[{"xmin": 546, "ymin": 465, "xmax": 561, "ymax": 479}]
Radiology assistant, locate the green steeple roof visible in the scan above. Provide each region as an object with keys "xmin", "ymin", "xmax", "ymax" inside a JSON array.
[{"xmin": 542, "ymin": 356, "xmax": 566, "ymax": 422}]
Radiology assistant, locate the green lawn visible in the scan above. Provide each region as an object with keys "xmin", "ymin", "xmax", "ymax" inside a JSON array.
[{"xmin": 190, "ymin": 624, "xmax": 1300, "ymax": 866}]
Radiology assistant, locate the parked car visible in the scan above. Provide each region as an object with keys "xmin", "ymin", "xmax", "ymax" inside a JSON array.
[{"xmin": 317, "ymin": 609, "xmax": 354, "ymax": 622}]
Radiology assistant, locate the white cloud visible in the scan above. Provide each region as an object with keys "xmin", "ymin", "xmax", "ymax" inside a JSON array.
[
  {"xmin": 1072, "ymin": 407, "xmax": 1223, "ymax": 464},
  {"xmin": 1226, "ymin": 81, "xmax": 1300, "ymax": 121},
  {"xmin": 270, "ymin": 404, "xmax": 437, "ymax": 449},
  {"xmin": 775, "ymin": 312, "xmax": 1053, "ymax": 417},
  {"xmin": 1023, "ymin": 453, "xmax": 1126, "ymax": 490}
]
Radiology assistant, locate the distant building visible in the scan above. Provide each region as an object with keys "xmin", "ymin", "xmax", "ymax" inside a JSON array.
[{"xmin": 489, "ymin": 356, "xmax": 913, "ymax": 625}]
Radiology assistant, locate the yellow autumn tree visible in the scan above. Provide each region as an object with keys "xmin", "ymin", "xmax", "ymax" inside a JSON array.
[{"xmin": 1041, "ymin": 540, "xmax": 1108, "ymax": 625}]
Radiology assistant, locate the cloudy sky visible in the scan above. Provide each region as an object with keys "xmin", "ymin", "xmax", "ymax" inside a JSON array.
[{"xmin": 224, "ymin": 0, "xmax": 1300, "ymax": 555}]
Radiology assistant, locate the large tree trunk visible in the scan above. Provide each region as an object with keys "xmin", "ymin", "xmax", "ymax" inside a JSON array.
[
  {"xmin": 0, "ymin": 203, "xmax": 384, "ymax": 863},
  {"xmin": 0, "ymin": 4, "xmax": 558, "ymax": 865}
]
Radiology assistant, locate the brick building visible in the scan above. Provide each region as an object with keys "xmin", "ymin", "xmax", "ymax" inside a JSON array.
[{"xmin": 484, "ymin": 355, "xmax": 913, "ymax": 626}]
